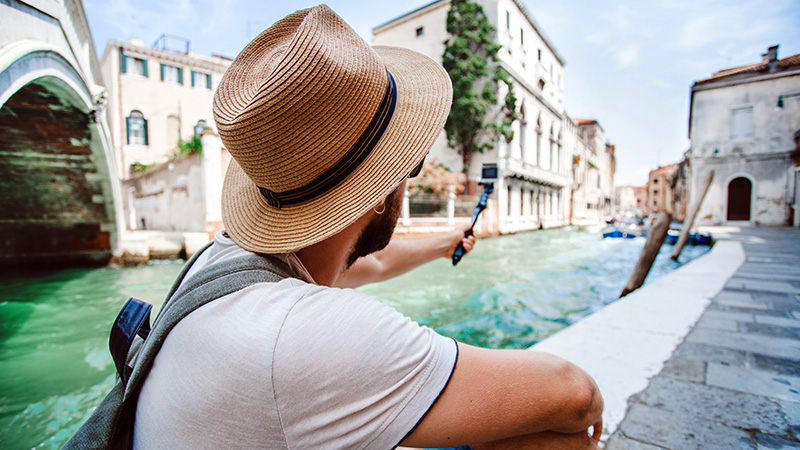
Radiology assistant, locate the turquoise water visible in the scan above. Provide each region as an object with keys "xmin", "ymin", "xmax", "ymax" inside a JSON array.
[{"xmin": 0, "ymin": 228, "xmax": 708, "ymax": 449}]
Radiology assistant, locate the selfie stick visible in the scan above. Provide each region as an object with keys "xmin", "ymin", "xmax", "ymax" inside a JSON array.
[{"xmin": 452, "ymin": 180, "xmax": 494, "ymax": 266}]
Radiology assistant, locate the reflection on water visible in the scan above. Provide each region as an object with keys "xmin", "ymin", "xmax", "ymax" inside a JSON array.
[{"xmin": 0, "ymin": 228, "xmax": 708, "ymax": 449}]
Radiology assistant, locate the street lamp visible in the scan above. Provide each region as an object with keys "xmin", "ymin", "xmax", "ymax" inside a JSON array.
[{"xmin": 776, "ymin": 92, "xmax": 800, "ymax": 110}]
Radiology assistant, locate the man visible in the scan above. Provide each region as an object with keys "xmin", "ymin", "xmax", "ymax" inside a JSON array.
[{"xmin": 133, "ymin": 5, "xmax": 603, "ymax": 449}]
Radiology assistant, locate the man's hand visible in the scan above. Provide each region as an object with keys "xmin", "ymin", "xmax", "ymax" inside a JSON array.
[{"xmin": 444, "ymin": 222, "xmax": 477, "ymax": 259}]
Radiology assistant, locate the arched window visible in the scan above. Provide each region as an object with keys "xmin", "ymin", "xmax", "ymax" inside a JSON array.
[
  {"xmin": 126, "ymin": 110, "xmax": 148, "ymax": 145},
  {"xmin": 535, "ymin": 115, "xmax": 542, "ymax": 166},
  {"xmin": 519, "ymin": 103, "xmax": 527, "ymax": 162},
  {"xmin": 549, "ymin": 126, "xmax": 556, "ymax": 171},
  {"xmin": 556, "ymin": 129, "xmax": 563, "ymax": 174}
]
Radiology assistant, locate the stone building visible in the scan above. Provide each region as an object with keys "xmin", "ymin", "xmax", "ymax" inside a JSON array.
[
  {"xmin": 98, "ymin": 38, "xmax": 232, "ymax": 233},
  {"xmin": 687, "ymin": 45, "xmax": 799, "ymax": 226},
  {"xmin": 99, "ymin": 38, "xmax": 231, "ymax": 179},
  {"xmin": 647, "ymin": 163, "xmax": 678, "ymax": 215},
  {"xmin": 615, "ymin": 185, "xmax": 648, "ymax": 217},
  {"xmin": 0, "ymin": 0, "xmax": 124, "ymax": 267},
  {"xmin": 571, "ymin": 118, "xmax": 615, "ymax": 224},
  {"xmin": 373, "ymin": 0, "xmax": 576, "ymax": 233}
]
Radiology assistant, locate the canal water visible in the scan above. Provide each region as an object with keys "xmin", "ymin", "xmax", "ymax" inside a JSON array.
[{"xmin": 0, "ymin": 228, "xmax": 709, "ymax": 449}]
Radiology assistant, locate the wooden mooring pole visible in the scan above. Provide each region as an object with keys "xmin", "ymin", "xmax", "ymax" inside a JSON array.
[
  {"xmin": 672, "ymin": 170, "xmax": 714, "ymax": 261},
  {"xmin": 620, "ymin": 212, "xmax": 671, "ymax": 298}
]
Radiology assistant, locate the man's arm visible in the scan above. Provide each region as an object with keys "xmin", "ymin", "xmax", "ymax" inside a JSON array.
[
  {"xmin": 335, "ymin": 224, "xmax": 476, "ymax": 288},
  {"xmin": 401, "ymin": 344, "xmax": 604, "ymax": 449}
]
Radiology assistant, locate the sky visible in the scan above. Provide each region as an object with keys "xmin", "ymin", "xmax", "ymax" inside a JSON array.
[{"xmin": 83, "ymin": 0, "xmax": 800, "ymax": 186}]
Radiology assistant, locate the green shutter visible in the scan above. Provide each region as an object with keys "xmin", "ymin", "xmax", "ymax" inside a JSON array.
[
  {"xmin": 125, "ymin": 117, "xmax": 131, "ymax": 144},
  {"xmin": 177, "ymin": 67, "xmax": 183, "ymax": 85},
  {"xmin": 143, "ymin": 118, "xmax": 149, "ymax": 145},
  {"xmin": 191, "ymin": 70, "xmax": 196, "ymax": 87},
  {"xmin": 120, "ymin": 52, "xmax": 127, "ymax": 73},
  {"xmin": 142, "ymin": 59, "xmax": 148, "ymax": 78},
  {"xmin": 206, "ymin": 74, "xmax": 212, "ymax": 89},
  {"xmin": 160, "ymin": 63, "xmax": 165, "ymax": 81}
]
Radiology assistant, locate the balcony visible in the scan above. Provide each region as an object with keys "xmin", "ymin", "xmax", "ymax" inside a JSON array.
[{"xmin": 503, "ymin": 157, "xmax": 570, "ymax": 187}]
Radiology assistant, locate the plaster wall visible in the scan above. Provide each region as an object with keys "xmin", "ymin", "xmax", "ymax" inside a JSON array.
[
  {"xmin": 123, "ymin": 154, "xmax": 206, "ymax": 232},
  {"xmin": 690, "ymin": 72, "xmax": 799, "ymax": 225}
]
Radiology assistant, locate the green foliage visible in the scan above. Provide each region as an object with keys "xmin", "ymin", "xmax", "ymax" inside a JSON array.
[
  {"xmin": 442, "ymin": 0, "xmax": 518, "ymax": 172},
  {"xmin": 177, "ymin": 134, "xmax": 203, "ymax": 156},
  {"xmin": 131, "ymin": 162, "xmax": 156, "ymax": 174}
]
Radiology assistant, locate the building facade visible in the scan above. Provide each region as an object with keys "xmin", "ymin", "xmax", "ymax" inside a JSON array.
[
  {"xmin": 615, "ymin": 185, "xmax": 648, "ymax": 217},
  {"xmin": 571, "ymin": 118, "xmax": 615, "ymax": 224},
  {"xmin": 373, "ymin": 0, "xmax": 582, "ymax": 233},
  {"xmin": 687, "ymin": 45, "xmax": 799, "ymax": 226},
  {"xmin": 99, "ymin": 39, "xmax": 231, "ymax": 179}
]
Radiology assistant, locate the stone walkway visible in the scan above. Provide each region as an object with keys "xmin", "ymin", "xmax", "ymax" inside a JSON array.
[{"xmin": 606, "ymin": 227, "xmax": 800, "ymax": 449}]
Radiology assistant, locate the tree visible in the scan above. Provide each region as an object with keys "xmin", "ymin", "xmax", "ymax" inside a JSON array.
[{"xmin": 442, "ymin": 0, "xmax": 519, "ymax": 174}]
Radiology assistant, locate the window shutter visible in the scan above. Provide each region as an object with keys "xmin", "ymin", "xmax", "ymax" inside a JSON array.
[
  {"xmin": 120, "ymin": 52, "xmax": 127, "ymax": 73},
  {"xmin": 191, "ymin": 70, "xmax": 196, "ymax": 87},
  {"xmin": 206, "ymin": 74, "xmax": 212, "ymax": 89},
  {"xmin": 178, "ymin": 67, "xmax": 183, "ymax": 84},
  {"xmin": 125, "ymin": 117, "xmax": 131, "ymax": 144},
  {"xmin": 143, "ymin": 118, "xmax": 149, "ymax": 145},
  {"xmin": 142, "ymin": 59, "xmax": 148, "ymax": 77},
  {"xmin": 160, "ymin": 63, "xmax": 165, "ymax": 81}
]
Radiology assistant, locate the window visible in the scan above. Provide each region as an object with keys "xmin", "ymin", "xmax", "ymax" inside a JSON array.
[
  {"xmin": 121, "ymin": 53, "xmax": 148, "ymax": 77},
  {"xmin": 538, "ymin": 79, "xmax": 546, "ymax": 91},
  {"xmin": 537, "ymin": 49, "xmax": 542, "ymax": 61},
  {"xmin": 415, "ymin": 27, "xmax": 423, "ymax": 37},
  {"xmin": 126, "ymin": 110, "xmax": 148, "ymax": 145},
  {"xmin": 731, "ymin": 106, "xmax": 753, "ymax": 140},
  {"xmin": 653, "ymin": 178, "xmax": 659, "ymax": 184},
  {"xmin": 506, "ymin": 11, "xmax": 510, "ymax": 29},
  {"xmin": 191, "ymin": 70, "xmax": 212, "ymax": 89},
  {"xmin": 520, "ymin": 28, "xmax": 524, "ymax": 45},
  {"xmin": 160, "ymin": 63, "xmax": 183, "ymax": 84}
]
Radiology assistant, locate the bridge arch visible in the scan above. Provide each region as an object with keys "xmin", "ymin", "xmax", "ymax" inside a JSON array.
[{"xmin": 0, "ymin": 44, "xmax": 123, "ymax": 268}]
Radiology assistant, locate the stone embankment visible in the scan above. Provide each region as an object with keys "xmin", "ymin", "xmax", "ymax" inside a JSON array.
[
  {"xmin": 115, "ymin": 230, "xmax": 210, "ymax": 265},
  {"xmin": 531, "ymin": 226, "xmax": 800, "ymax": 449}
]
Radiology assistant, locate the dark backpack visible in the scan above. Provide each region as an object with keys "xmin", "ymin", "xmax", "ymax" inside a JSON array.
[{"xmin": 63, "ymin": 243, "xmax": 294, "ymax": 449}]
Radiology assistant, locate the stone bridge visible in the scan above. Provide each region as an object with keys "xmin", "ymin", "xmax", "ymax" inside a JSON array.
[{"xmin": 0, "ymin": 0, "xmax": 123, "ymax": 268}]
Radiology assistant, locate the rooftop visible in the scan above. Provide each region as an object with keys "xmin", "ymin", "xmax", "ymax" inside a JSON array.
[{"xmin": 693, "ymin": 45, "xmax": 800, "ymax": 87}]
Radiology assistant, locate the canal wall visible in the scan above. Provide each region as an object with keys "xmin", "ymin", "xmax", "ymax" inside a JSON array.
[{"xmin": 529, "ymin": 235, "xmax": 746, "ymax": 440}]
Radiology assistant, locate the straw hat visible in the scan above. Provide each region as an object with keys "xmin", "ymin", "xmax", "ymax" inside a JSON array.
[{"xmin": 213, "ymin": 4, "xmax": 452, "ymax": 253}]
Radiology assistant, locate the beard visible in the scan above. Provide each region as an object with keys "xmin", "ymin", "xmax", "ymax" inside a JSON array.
[{"xmin": 345, "ymin": 184, "xmax": 404, "ymax": 269}]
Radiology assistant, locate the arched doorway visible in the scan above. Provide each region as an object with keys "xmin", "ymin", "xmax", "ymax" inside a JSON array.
[{"xmin": 727, "ymin": 177, "xmax": 752, "ymax": 221}]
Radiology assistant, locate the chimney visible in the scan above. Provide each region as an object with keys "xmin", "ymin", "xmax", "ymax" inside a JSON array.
[{"xmin": 767, "ymin": 45, "xmax": 779, "ymax": 72}]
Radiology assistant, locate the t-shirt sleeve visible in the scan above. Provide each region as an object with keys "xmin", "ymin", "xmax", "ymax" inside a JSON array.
[{"xmin": 271, "ymin": 283, "xmax": 458, "ymax": 450}]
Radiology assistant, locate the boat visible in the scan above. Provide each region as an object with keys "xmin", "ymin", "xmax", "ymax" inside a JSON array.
[
  {"xmin": 602, "ymin": 226, "xmax": 639, "ymax": 239},
  {"xmin": 665, "ymin": 229, "xmax": 713, "ymax": 246}
]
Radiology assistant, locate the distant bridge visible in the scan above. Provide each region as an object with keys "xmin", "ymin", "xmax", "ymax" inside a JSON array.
[{"xmin": 0, "ymin": 0, "xmax": 123, "ymax": 268}]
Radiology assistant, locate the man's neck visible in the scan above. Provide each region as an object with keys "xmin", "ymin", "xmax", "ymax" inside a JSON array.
[{"xmin": 295, "ymin": 216, "xmax": 366, "ymax": 287}]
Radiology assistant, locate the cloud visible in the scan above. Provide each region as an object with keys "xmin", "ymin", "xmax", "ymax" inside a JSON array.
[{"xmin": 615, "ymin": 42, "xmax": 641, "ymax": 69}]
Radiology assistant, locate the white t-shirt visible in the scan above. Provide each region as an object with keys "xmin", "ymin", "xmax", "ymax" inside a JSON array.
[{"xmin": 133, "ymin": 231, "xmax": 458, "ymax": 449}]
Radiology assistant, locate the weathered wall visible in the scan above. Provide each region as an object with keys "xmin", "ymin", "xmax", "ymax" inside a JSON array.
[
  {"xmin": 0, "ymin": 82, "xmax": 114, "ymax": 266},
  {"xmin": 123, "ymin": 154, "xmax": 206, "ymax": 232}
]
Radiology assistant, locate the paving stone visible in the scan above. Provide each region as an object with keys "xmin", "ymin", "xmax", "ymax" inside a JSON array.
[
  {"xmin": 780, "ymin": 400, "xmax": 800, "ymax": 440},
  {"xmin": 755, "ymin": 433, "xmax": 800, "ymax": 449},
  {"xmin": 704, "ymin": 309, "xmax": 756, "ymax": 323},
  {"xmin": 756, "ymin": 315, "xmax": 800, "ymax": 328},
  {"xmin": 708, "ymin": 303, "xmax": 790, "ymax": 318},
  {"xmin": 751, "ymin": 293, "xmax": 800, "ymax": 310},
  {"xmin": 617, "ymin": 403, "xmax": 755, "ymax": 449},
  {"xmin": 605, "ymin": 433, "xmax": 666, "ymax": 450},
  {"xmin": 678, "ymin": 342, "xmax": 749, "ymax": 367},
  {"xmin": 743, "ymin": 322, "xmax": 800, "ymax": 340},
  {"xmin": 659, "ymin": 356, "xmax": 706, "ymax": 383},
  {"xmin": 715, "ymin": 291, "xmax": 769, "ymax": 309},
  {"xmin": 633, "ymin": 377, "xmax": 791, "ymax": 438},
  {"xmin": 707, "ymin": 363, "xmax": 800, "ymax": 403},
  {"xmin": 696, "ymin": 316, "xmax": 740, "ymax": 331},
  {"xmin": 751, "ymin": 354, "xmax": 800, "ymax": 377},
  {"xmin": 686, "ymin": 328, "xmax": 800, "ymax": 360}
]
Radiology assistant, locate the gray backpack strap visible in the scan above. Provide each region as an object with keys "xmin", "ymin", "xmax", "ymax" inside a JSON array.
[{"xmin": 124, "ymin": 252, "xmax": 295, "ymax": 399}]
